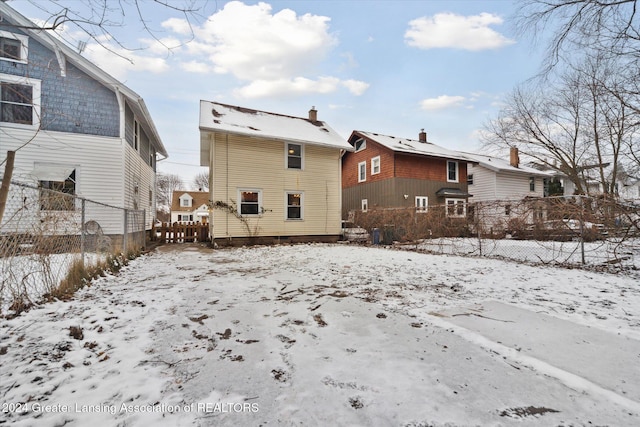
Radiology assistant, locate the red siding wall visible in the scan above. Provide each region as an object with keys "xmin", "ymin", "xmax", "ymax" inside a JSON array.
[
  {"xmin": 342, "ymin": 138, "xmax": 395, "ymax": 188},
  {"xmin": 342, "ymin": 135, "xmax": 469, "ymax": 187},
  {"xmin": 395, "ymin": 155, "xmax": 468, "ymax": 183}
]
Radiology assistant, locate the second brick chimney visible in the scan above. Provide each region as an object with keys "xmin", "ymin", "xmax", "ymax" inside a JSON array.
[
  {"xmin": 309, "ymin": 106, "xmax": 317, "ymax": 121},
  {"xmin": 419, "ymin": 129, "xmax": 427, "ymax": 143},
  {"xmin": 510, "ymin": 147, "xmax": 519, "ymax": 168}
]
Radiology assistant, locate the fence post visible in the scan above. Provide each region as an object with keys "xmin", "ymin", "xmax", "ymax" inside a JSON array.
[
  {"xmin": 123, "ymin": 209, "xmax": 128, "ymax": 254},
  {"xmin": 579, "ymin": 195, "xmax": 586, "ymax": 265},
  {"xmin": 0, "ymin": 150, "xmax": 16, "ymax": 225},
  {"xmin": 81, "ymin": 198, "xmax": 86, "ymax": 268},
  {"xmin": 142, "ymin": 208, "xmax": 146, "ymax": 251}
]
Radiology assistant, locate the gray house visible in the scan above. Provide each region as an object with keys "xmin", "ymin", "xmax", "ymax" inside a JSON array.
[{"xmin": 0, "ymin": 2, "xmax": 167, "ymax": 236}]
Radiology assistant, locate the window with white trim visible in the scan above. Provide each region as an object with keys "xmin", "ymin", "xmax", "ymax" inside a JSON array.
[
  {"xmin": 361, "ymin": 199, "xmax": 368, "ymax": 212},
  {"xmin": 467, "ymin": 174, "xmax": 474, "ymax": 185},
  {"xmin": 358, "ymin": 161, "xmax": 366, "ymax": 182},
  {"xmin": 371, "ymin": 156, "xmax": 380, "ymax": 175},
  {"xmin": 134, "ymin": 119, "xmax": 140, "ymax": 151},
  {"xmin": 180, "ymin": 196, "xmax": 192, "ymax": 207},
  {"xmin": 0, "ymin": 31, "xmax": 28, "ymax": 63},
  {"xmin": 40, "ymin": 170, "xmax": 76, "ymax": 211},
  {"xmin": 238, "ymin": 189, "xmax": 262, "ymax": 216},
  {"xmin": 287, "ymin": 143, "xmax": 302, "ymax": 169},
  {"xmin": 415, "ymin": 196, "xmax": 428, "ymax": 212},
  {"xmin": 0, "ymin": 74, "xmax": 40, "ymax": 127},
  {"xmin": 354, "ymin": 138, "xmax": 366, "ymax": 152},
  {"xmin": 446, "ymin": 198, "xmax": 465, "ymax": 217},
  {"xmin": 286, "ymin": 192, "xmax": 303, "ymax": 220},
  {"xmin": 447, "ymin": 161, "xmax": 459, "ymax": 183},
  {"xmin": 529, "ymin": 176, "xmax": 535, "ymax": 192}
]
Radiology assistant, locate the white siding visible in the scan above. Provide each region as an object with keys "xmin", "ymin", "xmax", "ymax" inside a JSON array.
[
  {"xmin": 124, "ymin": 144, "xmax": 156, "ymax": 229},
  {"xmin": 1, "ymin": 127, "xmax": 128, "ymax": 235},
  {"xmin": 469, "ymin": 164, "xmax": 545, "ymax": 202},
  {"xmin": 468, "ymin": 164, "xmax": 497, "ymax": 202}
]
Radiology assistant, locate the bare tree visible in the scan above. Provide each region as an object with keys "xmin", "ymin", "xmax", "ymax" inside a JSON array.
[
  {"xmin": 515, "ymin": 0, "xmax": 640, "ymax": 70},
  {"xmin": 10, "ymin": 0, "xmax": 205, "ymax": 59},
  {"xmin": 193, "ymin": 170, "xmax": 209, "ymax": 192},
  {"xmin": 156, "ymin": 172, "xmax": 183, "ymax": 211},
  {"xmin": 484, "ymin": 54, "xmax": 639, "ymax": 196},
  {"xmin": 514, "ymin": 2, "xmax": 640, "ymax": 176}
]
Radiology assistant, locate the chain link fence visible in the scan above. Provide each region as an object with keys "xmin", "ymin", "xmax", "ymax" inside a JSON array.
[
  {"xmin": 352, "ymin": 195, "xmax": 640, "ymax": 270},
  {"xmin": 1, "ymin": 180, "xmax": 147, "ymax": 314}
]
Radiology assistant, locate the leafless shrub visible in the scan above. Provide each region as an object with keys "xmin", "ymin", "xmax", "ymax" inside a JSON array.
[{"xmin": 353, "ymin": 196, "xmax": 639, "ymax": 269}]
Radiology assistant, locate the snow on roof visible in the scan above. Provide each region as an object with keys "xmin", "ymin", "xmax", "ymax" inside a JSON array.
[
  {"xmin": 354, "ymin": 131, "xmax": 473, "ymax": 162},
  {"xmin": 199, "ymin": 101, "xmax": 352, "ymax": 151},
  {"xmin": 462, "ymin": 152, "xmax": 555, "ymax": 176}
]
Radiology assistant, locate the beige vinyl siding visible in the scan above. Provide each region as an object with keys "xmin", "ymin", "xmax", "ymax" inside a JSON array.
[{"xmin": 209, "ymin": 132, "xmax": 342, "ymax": 238}]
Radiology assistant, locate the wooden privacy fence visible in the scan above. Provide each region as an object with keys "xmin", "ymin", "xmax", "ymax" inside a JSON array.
[{"xmin": 152, "ymin": 222, "xmax": 210, "ymax": 243}]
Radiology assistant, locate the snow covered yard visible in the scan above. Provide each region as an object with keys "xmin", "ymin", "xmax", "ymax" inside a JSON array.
[{"xmin": 1, "ymin": 243, "xmax": 639, "ymax": 426}]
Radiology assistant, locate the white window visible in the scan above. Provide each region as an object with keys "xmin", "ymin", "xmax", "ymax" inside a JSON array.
[
  {"xmin": 238, "ymin": 189, "xmax": 262, "ymax": 216},
  {"xmin": 0, "ymin": 31, "xmax": 28, "ymax": 64},
  {"xmin": 180, "ymin": 196, "xmax": 192, "ymax": 207},
  {"xmin": 358, "ymin": 161, "xmax": 366, "ymax": 182},
  {"xmin": 39, "ymin": 169, "xmax": 76, "ymax": 211},
  {"xmin": 354, "ymin": 138, "xmax": 366, "ymax": 152},
  {"xmin": 0, "ymin": 73, "xmax": 41, "ymax": 127},
  {"xmin": 361, "ymin": 199, "xmax": 368, "ymax": 212},
  {"xmin": 286, "ymin": 192, "xmax": 303, "ymax": 220},
  {"xmin": 371, "ymin": 156, "xmax": 380, "ymax": 175},
  {"xmin": 447, "ymin": 161, "xmax": 459, "ymax": 183},
  {"xmin": 467, "ymin": 174, "xmax": 474, "ymax": 185},
  {"xmin": 446, "ymin": 199, "xmax": 466, "ymax": 217},
  {"xmin": 529, "ymin": 176, "xmax": 536, "ymax": 192},
  {"xmin": 134, "ymin": 119, "xmax": 140, "ymax": 151},
  {"xmin": 287, "ymin": 143, "xmax": 303, "ymax": 169},
  {"xmin": 415, "ymin": 196, "xmax": 428, "ymax": 212}
]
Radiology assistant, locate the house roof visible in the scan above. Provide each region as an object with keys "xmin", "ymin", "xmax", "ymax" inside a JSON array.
[
  {"xmin": 199, "ymin": 101, "xmax": 353, "ymax": 153},
  {"xmin": 0, "ymin": 3, "xmax": 167, "ymax": 158},
  {"xmin": 351, "ymin": 131, "xmax": 473, "ymax": 163},
  {"xmin": 171, "ymin": 191, "xmax": 209, "ymax": 212},
  {"xmin": 462, "ymin": 152, "xmax": 554, "ymax": 177}
]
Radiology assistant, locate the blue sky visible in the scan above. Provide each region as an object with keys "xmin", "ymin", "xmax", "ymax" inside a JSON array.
[{"xmin": 10, "ymin": 0, "xmax": 546, "ymax": 188}]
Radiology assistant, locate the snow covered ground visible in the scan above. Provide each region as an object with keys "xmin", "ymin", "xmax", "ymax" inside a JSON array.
[{"xmin": 1, "ymin": 243, "xmax": 639, "ymax": 426}]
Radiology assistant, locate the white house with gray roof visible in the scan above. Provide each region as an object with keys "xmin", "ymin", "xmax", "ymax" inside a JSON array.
[
  {"xmin": 463, "ymin": 148, "xmax": 554, "ymax": 202},
  {"xmin": 0, "ymin": 2, "xmax": 167, "ymax": 242}
]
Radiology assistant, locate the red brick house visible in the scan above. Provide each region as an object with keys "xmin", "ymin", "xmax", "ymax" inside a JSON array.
[{"xmin": 342, "ymin": 130, "xmax": 474, "ymax": 218}]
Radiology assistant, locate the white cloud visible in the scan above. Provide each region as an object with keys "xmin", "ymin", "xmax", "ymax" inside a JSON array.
[
  {"xmin": 83, "ymin": 44, "xmax": 169, "ymax": 80},
  {"xmin": 181, "ymin": 60, "xmax": 210, "ymax": 73},
  {"xmin": 235, "ymin": 76, "xmax": 342, "ymax": 98},
  {"xmin": 405, "ymin": 12, "xmax": 515, "ymax": 51},
  {"xmin": 161, "ymin": 17, "xmax": 193, "ymax": 35},
  {"xmin": 194, "ymin": 1, "xmax": 337, "ymax": 81},
  {"xmin": 342, "ymin": 79, "xmax": 369, "ymax": 96},
  {"xmin": 420, "ymin": 95, "xmax": 467, "ymax": 111}
]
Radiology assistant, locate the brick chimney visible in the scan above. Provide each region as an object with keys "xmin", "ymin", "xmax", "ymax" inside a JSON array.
[
  {"xmin": 309, "ymin": 106, "xmax": 317, "ymax": 121},
  {"xmin": 510, "ymin": 147, "xmax": 519, "ymax": 168},
  {"xmin": 419, "ymin": 128, "xmax": 427, "ymax": 143}
]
